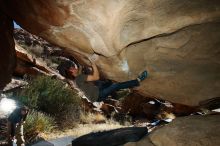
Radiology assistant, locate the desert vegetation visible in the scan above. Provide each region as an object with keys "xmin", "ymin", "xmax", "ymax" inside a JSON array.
[
  {"xmin": 9, "ymin": 75, "xmax": 126, "ymax": 144},
  {"xmin": 18, "ymin": 76, "xmax": 82, "ymax": 126}
]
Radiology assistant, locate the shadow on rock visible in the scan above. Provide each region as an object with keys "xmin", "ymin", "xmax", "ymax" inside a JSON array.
[{"xmin": 72, "ymin": 127, "xmax": 148, "ymax": 146}]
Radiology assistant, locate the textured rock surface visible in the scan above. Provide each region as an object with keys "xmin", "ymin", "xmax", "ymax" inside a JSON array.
[
  {"xmin": 0, "ymin": 0, "xmax": 220, "ymax": 105},
  {"xmin": 121, "ymin": 92, "xmax": 200, "ymax": 120},
  {"xmin": 15, "ymin": 43, "xmax": 64, "ymax": 79},
  {"xmin": 0, "ymin": 11, "xmax": 16, "ymax": 89},
  {"xmin": 124, "ymin": 115, "xmax": 220, "ymax": 146},
  {"xmin": 125, "ymin": 23, "xmax": 220, "ymax": 105},
  {"xmin": 150, "ymin": 115, "xmax": 220, "ymax": 146},
  {"xmin": 124, "ymin": 136, "xmax": 155, "ymax": 146}
]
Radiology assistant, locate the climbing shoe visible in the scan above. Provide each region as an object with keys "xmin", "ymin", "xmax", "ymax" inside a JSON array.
[{"xmin": 137, "ymin": 70, "xmax": 148, "ymax": 82}]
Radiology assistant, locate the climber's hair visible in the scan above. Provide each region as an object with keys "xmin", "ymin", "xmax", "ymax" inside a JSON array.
[{"xmin": 57, "ymin": 61, "xmax": 75, "ymax": 78}]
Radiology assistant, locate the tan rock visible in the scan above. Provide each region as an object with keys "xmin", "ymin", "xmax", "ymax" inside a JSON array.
[
  {"xmin": 124, "ymin": 23, "xmax": 220, "ymax": 105},
  {"xmin": 1, "ymin": 0, "xmax": 220, "ymax": 56},
  {"xmin": 124, "ymin": 115, "xmax": 220, "ymax": 146},
  {"xmin": 149, "ymin": 115, "xmax": 220, "ymax": 146},
  {"xmin": 15, "ymin": 44, "xmax": 64, "ymax": 79},
  {"xmin": 3, "ymin": 78, "xmax": 28, "ymax": 93},
  {"xmin": 0, "ymin": 0, "xmax": 220, "ymax": 105},
  {"xmin": 124, "ymin": 136, "xmax": 155, "ymax": 146}
]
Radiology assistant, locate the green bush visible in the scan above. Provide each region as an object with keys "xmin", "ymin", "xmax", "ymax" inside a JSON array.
[
  {"xmin": 19, "ymin": 76, "xmax": 82, "ymax": 127},
  {"xmin": 24, "ymin": 110, "xmax": 55, "ymax": 143}
]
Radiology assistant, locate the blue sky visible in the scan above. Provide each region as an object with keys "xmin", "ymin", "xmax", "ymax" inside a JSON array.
[{"xmin": 13, "ymin": 21, "xmax": 21, "ymax": 28}]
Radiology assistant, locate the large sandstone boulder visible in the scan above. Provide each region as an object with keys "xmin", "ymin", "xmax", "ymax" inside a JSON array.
[
  {"xmin": 0, "ymin": 11, "xmax": 16, "ymax": 89},
  {"xmin": 0, "ymin": 0, "xmax": 220, "ymax": 105},
  {"xmin": 124, "ymin": 136, "xmax": 155, "ymax": 146},
  {"xmin": 125, "ymin": 23, "xmax": 220, "ymax": 105},
  {"xmin": 150, "ymin": 115, "xmax": 220, "ymax": 146},
  {"xmin": 125, "ymin": 115, "xmax": 220, "ymax": 146}
]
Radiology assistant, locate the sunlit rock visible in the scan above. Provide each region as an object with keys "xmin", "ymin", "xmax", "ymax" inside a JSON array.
[
  {"xmin": 149, "ymin": 115, "xmax": 220, "ymax": 146},
  {"xmin": 0, "ymin": 0, "xmax": 220, "ymax": 105}
]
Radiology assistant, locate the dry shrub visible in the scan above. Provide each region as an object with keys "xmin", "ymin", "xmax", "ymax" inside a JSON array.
[
  {"xmin": 80, "ymin": 112, "xmax": 106, "ymax": 124},
  {"xmin": 19, "ymin": 76, "xmax": 82, "ymax": 127},
  {"xmin": 24, "ymin": 110, "xmax": 55, "ymax": 143}
]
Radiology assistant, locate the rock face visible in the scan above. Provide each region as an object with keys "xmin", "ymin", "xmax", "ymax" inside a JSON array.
[
  {"xmin": 0, "ymin": 0, "xmax": 220, "ymax": 105},
  {"xmin": 126, "ymin": 23, "xmax": 220, "ymax": 105},
  {"xmin": 0, "ymin": 11, "xmax": 16, "ymax": 89},
  {"xmin": 124, "ymin": 136, "xmax": 155, "ymax": 146},
  {"xmin": 150, "ymin": 115, "xmax": 220, "ymax": 146},
  {"xmin": 125, "ymin": 115, "xmax": 220, "ymax": 146},
  {"xmin": 121, "ymin": 92, "xmax": 200, "ymax": 120},
  {"xmin": 15, "ymin": 43, "xmax": 64, "ymax": 79}
]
